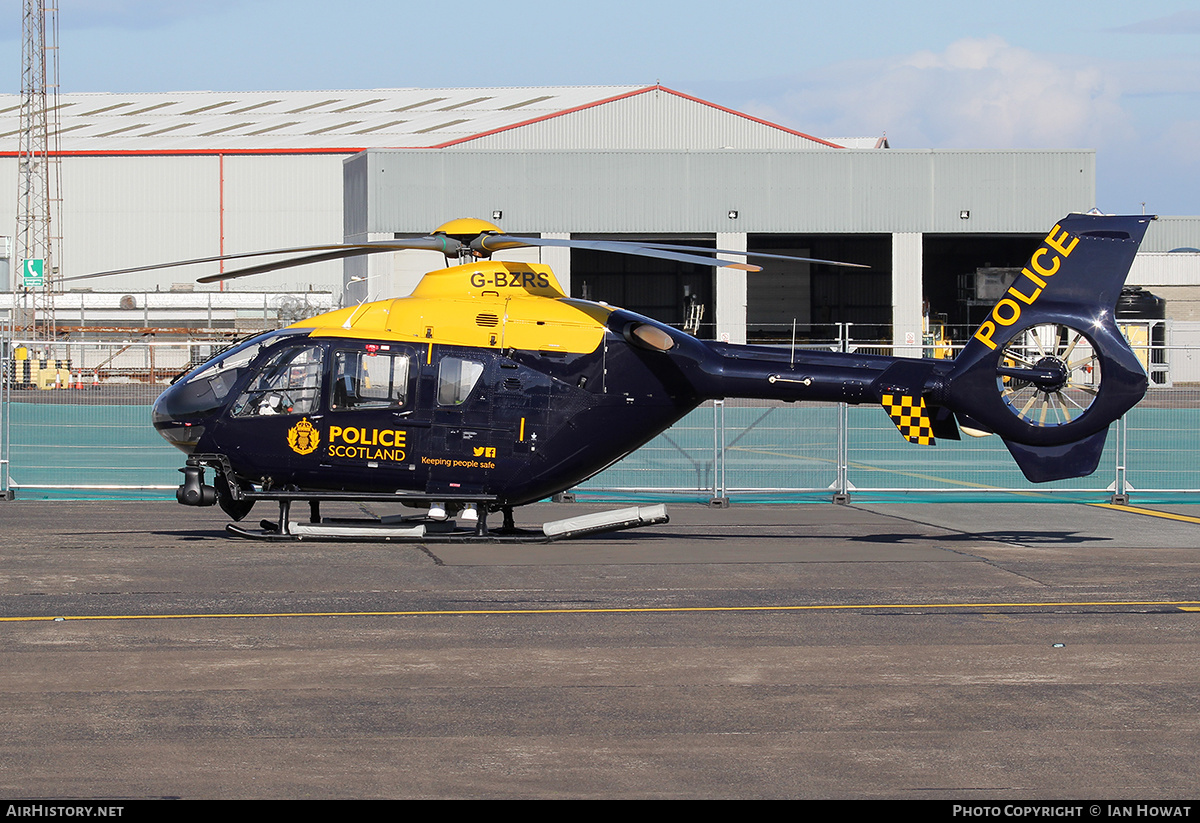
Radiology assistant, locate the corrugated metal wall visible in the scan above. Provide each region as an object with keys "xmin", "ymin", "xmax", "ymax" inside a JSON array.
[
  {"xmin": 353, "ymin": 149, "xmax": 1095, "ymax": 236},
  {"xmin": 1140, "ymin": 216, "xmax": 1200, "ymax": 252},
  {"xmin": 222, "ymin": 154, "xmax": 343, "ymax": 293},
  {"xmin": 60, "ymin": 155, "xmax": 220, "ymax": 280},
  {"xmin": 0, "ymin": 153, "xmax": 345, "ymax": 295}
]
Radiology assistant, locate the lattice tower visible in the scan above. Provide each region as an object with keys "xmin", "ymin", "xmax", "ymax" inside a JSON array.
[{"xmin": 14, "ymin": 0, "xmax": 61, "ymax": 342}]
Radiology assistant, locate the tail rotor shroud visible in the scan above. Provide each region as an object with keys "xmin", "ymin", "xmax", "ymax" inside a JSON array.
[{"xmin": 938, "ymin": 214, "xmax": 1154, "ymax": 481}]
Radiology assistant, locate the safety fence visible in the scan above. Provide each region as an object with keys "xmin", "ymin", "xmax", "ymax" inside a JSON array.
[
  {"xmin": 572, "ymin": 394, "xmax": 1200, "ymax": 504},
  {"xmin": 1, "ymin": 337, "xmax": 232, "ymax": 498},
  {"xmin": 0, "ymin": 329, "xmax": 1197, "ymax": 504}
]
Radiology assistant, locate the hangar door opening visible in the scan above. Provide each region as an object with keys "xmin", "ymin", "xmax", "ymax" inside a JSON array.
[
  {"xmin": 747, "ymin": 234, "xmax": 891, "ymax": 343},
  {"xmin": 921, "ymin": 234, "xmax": 1043, "ymax": 342},
  {"xmin": 571, "ymin": 237, "xmax": 715, "ymax": 339}
]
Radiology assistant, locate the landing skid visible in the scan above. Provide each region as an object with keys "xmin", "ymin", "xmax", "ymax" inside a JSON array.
[{"xmin": 226, "ymin": 501, "xmax": 669, "ymax": 543}]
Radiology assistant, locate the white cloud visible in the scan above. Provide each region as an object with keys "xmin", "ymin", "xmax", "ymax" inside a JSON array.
[
  {"xmin": 719, "ymin": 36, "xmax": 1200, "ymax": 212},
  {"xmin": 743, "ymin": 37, "xmax": 1135, "ymax": 150}
]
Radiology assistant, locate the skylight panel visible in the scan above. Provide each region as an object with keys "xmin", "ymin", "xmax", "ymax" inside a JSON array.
[
  {"xmin": 437, "ymin": 97, "xmax": 493, "ymax": 111},
  {"xmin": 305, "ymin": 121, "xmax": 363, "ymax": 135},
  {"xmin": 285, "ymin": 99, "xmax": 343, "ymax": 114},
  {"xmin": 125, "ymin": 102, "xmax": 179, "ymax": 116},
  {"xmin": 499, "ymin": 95, "xmax": 553, "ymax": 110},
  {"xmin": 76, "ymin": 102, "xmax": 135, "ymax": 116},
  {"xmin": 180, "ymin": 101, "xmax": 238, "ymax": 115},
  {"xmin": 198, "ymin": 121, "xmax": 257, "ymax": 136},
  {"xmin": 228, "ymin": 100, "xmax": 283, "ymax": 114},
  {"xmin": 332, "ymin": 98, "xmax": 386, "ymax": 113},
  {"xmin": 350, "ymin": 120, "xmax": 408, "ymax": 134},
  {"xmin": 246, "ymin": 121, "xmax": 302, "ymax": 135},
  {"xmin": 413, "ymin": 118, "xmax": 469, "ymax": 134},
  {"xmin": 391, "ymin": 97, "xmax": 447, "ymax": 112}
]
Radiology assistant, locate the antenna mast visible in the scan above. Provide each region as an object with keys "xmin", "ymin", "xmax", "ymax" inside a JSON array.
[{"xmin": 15, "ymin": 0, "xmax": 62, "ymax": 342}]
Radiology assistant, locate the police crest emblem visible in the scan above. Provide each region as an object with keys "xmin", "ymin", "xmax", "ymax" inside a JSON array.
[{"xmin": 287, "ymin": 418, "xmax": 320, "ymax": 455}]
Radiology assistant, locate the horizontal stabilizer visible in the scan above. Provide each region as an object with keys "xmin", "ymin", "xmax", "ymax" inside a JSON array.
[
  {"xmin": 1003, "ymin": 428, "xmax": 1109, "ymax": 483},
  {"xmin": 881, "ymin": 393, "xmax": 936, "ymax": 445},
  {"xmin": 875, "ymin": 360, "xmax": 941, "ymax": 445}
]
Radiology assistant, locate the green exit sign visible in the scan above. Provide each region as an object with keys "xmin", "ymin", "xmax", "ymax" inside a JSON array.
[{"xmin": 21, "ymin": 258, "xmax": 44, "ymax": 288}]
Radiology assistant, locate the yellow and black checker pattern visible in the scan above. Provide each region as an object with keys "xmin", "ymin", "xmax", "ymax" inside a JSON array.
[{"xmin": 881, "ymin": 393, "xmax": 935, "ymax": 445}]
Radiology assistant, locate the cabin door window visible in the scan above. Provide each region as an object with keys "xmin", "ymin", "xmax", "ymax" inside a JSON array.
[
  {"xmin": 332, "ymin": 349, "xmax": 412, "ymax": 410},
  {"xmin": 436, "ymin": 356, "xmax": 485, "ymax": 406}
]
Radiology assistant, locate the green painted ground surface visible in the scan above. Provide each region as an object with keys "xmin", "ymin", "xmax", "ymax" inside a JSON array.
[{"xmin": 5, "ymin": 401, "xmax": 1199, "ymax": 502}]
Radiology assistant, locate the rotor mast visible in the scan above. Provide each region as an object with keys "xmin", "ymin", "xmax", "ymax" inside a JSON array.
[{"xmin": 15, "ymin": 0, "xmax": 62, "ymax": 342}]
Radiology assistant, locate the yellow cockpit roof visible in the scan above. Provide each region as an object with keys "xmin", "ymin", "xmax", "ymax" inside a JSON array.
[{"xmin": 289, "ymin": 260, "xmax": 612, "ymax": 354}]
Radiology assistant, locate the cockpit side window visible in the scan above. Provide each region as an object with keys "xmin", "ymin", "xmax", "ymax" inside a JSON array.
[
  {"xmin": 437, "ymin": 356, "xmax": 485, "ymax": 406},
  {"xmin": 331, "ymin": 349, "xmax": 411, "ymax": 410},
  {"xmin": 232, "ymin": 344, "xmax": 324, "ymax": 417}
]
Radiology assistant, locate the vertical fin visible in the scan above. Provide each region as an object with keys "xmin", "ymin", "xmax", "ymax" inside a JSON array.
[
  {"xmin": 1003, "ymin": 429, "xmax": 1109, "ymax": 483},
  {"xmin": 875, "ymin": 360, "xmax": 940, "ymax": 445},
  {"xmin": 944, "ymin": 213, "xmax": 1152, "ymax": 452}
]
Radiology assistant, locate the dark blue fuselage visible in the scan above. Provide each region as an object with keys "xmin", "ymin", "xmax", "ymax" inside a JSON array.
[{"xmin": 153, "ymin": 309, "xmax": 913, "ymax": 508}]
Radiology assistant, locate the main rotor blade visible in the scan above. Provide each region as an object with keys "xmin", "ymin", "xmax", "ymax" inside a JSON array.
[
  {"xmin": 639, "ymin": 242, "xmax": 869, "ymax": 269},
  {"xmin": 65, "ymin": 226, "xmax": 867, "ymax": 287},
  {"xmin": 62, "ymin": 236, "xmax": 462, "ymax": 284},
  {"xmin": 197, "ymin": 248, "xmax": 381, "ymax": 283},
  {"xmin": 474, "ymin": 233, "xmax": 866, "ymax": 270},
  {"xmin": 473, "ymin": 234, "xmax": 761, "ymax": 271}
]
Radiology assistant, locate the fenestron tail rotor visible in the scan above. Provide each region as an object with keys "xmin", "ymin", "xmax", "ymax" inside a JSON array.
[{"xmin": 996, "ymin": 323, "xmax": 1101, "ymax": 428}]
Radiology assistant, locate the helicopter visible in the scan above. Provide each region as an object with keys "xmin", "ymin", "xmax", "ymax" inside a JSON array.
[{"xmin": 91, "ymin": 212, "xmax": 1153, "ymax": 541}]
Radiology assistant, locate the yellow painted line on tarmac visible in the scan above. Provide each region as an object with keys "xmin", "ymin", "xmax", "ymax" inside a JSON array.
[
  {"xmin": 2, "ymin": 599, "xmax": 1199, "ymax": 624},
  {"xmin": 1091, "ymin": 503, "xmax": 1200, "ymax": 525}
]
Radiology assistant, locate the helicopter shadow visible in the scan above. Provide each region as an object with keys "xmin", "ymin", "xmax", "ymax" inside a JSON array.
[
  {"xmin": 151, "ymin": 529, "xmax": 229, "ymax": 541},
  {"xmin": 848, "ymin": 530, "xmax": 1111, "ymax": 546}
]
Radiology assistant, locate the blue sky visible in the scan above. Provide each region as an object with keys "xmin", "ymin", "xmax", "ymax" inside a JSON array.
[{"xmin": 2, "ymin": 0, "xmax": 1197, "ymax": 214}]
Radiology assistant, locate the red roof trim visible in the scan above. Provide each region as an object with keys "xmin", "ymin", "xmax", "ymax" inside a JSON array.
[
  {"xmin": 0, "ymin": 85, "xmax": 841, "ymax": 155},
  {"xmin": 0, "ymin": 87, "xmax": 670, "ymax": 155},
  {"xmin": 653, "ymin": 85, "xmax": 842, "ymax": 149},
  {"xmin": 423, "ymin": 85, "xmax": 660, "ymax": 149},
  {"xmin": 424, "ymin": 84, "xmax": 843, "ymax": 150}
]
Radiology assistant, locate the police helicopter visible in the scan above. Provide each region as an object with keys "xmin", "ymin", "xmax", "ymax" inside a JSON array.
[{"xmin": 82, "ymin": 213, "xmax": 1154, "ymax": 541}]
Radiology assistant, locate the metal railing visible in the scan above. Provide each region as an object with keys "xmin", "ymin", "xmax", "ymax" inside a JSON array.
[
  {"xmin": 0, "ymin": 309, "xmax": 10, "ymax": 498},
  {"xmin": 574, "ymin": 321, "xmax": 1191, "ymax": 504},
  {"xmin": 0, "ymin": 327, "xmax": 1195, "ymax": 503},
  {"xmin": 2, "ymin": 337, "xmax": 221, "ymax": 498}
]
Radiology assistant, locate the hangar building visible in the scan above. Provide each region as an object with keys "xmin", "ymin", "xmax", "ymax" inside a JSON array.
[{"xmin": 1, "ymin": 84, "xmax": 1196, "ymax": 350}]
